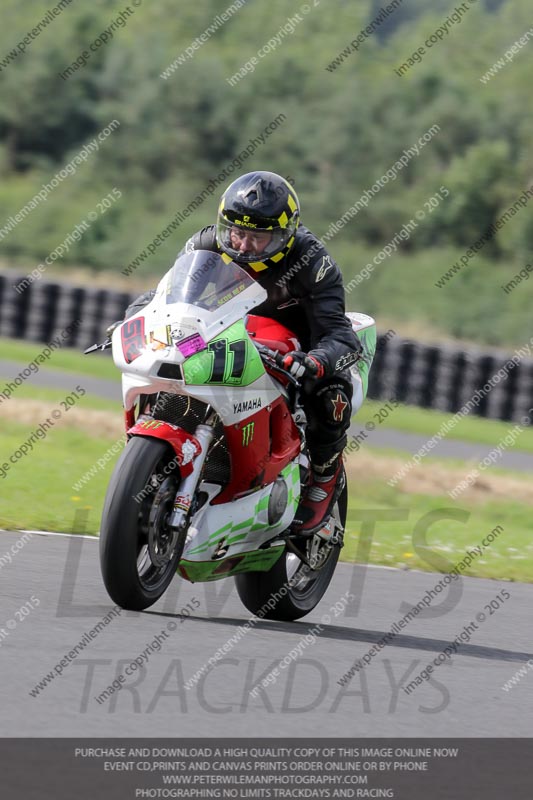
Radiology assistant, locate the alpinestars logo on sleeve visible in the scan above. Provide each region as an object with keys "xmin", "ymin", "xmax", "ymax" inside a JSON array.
[{"xmin": 315, "ymin": 255, "xmax": 334, "ymax": 283}]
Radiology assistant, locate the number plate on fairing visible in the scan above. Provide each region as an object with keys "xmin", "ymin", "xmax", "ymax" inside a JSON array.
[{"xmin": 182, "ymin": 320, "xmax": 264, "ymax": 386}]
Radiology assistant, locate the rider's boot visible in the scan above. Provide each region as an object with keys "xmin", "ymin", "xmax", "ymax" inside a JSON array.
[{"xmin": 291, "ymin": 454, "xmax": 344, "ymax": 536}]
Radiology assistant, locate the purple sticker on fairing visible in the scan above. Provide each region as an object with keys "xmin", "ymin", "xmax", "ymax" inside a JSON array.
[{"xmin": 177, "ymin": 333, "xmax": 207, "ymax": 356}]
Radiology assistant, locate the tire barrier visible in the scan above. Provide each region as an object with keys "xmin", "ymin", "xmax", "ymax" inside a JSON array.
[
  {"xmin": 0, "ymin": 270, "xmax": 531, "ymax": 422},
  {"xmin": 0, "ymin": 271, "xmax": 133, "ymax": 351},
  {"xmin": 368, "ymin": 333, "xmax": 533, "ymax": 423}
]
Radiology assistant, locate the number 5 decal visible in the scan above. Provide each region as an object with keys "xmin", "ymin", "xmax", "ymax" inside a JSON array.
[{"xmin": 121, "ymin": 317, "xmax": 145, "ymax": 363}]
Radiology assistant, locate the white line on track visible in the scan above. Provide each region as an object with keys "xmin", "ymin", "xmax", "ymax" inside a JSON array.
[{"xmin": 0, "ymin": 528, "xmax": 98, "ymax": 540}]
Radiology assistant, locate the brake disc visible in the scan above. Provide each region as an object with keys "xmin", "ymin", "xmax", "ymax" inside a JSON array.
[{"xmin": 147, "ymin": 475, "xmax": 178, "ymax": 567}]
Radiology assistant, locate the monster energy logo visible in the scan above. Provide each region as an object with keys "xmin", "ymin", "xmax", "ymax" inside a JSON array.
[
  {"xmin": 242, "ymin": 422, "xmax": 254, "ymax": 446},
  {"xmin": 140, "ymin": 420, "xmax": 163, "ymax": 429}
]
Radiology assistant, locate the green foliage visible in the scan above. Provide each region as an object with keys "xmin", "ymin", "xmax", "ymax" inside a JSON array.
[{"xmin": 0, "ymin": 0, "xmax": 530, "ymax": 344}]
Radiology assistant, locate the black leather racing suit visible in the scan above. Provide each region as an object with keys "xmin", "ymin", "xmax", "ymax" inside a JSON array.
[{"xmin": 126, "ymin": 223, "xmax": 361, "ymax": 473}]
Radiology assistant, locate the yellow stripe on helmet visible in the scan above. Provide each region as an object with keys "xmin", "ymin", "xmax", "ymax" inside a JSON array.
[
  {"xmin": 287, "ymin": 194, "xmax": 298, "ymax": 213},
  {"xmin": 248, "ymin": 260, "xmax": 270, "ymax": 272},
  {"xmin": 277, "ymin": 211, "xmax": 289, "ymax": 228}
]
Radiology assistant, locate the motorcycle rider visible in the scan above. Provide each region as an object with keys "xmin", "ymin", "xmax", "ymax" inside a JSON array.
[{"xmin": 125, "ymin": 171, "xmax": 362, "ymax": 535}]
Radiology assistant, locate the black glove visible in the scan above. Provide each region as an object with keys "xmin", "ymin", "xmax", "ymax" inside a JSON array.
[{"xmin": 281, "ymin": 350, "xmax": 325, "ymax": 380}]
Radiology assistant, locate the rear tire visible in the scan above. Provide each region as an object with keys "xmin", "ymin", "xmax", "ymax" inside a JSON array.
[
  {"xmin": 235, "ymin": 478, "xmax": 347, "ymax": 621},
  {"xmin": 99, "ymin": 437, "xmax": 185, "ymax": 610}
]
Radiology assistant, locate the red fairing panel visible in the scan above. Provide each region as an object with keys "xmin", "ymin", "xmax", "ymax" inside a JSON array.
[
  {"xmin": 245, "ymin": 315, "xmax": 300, "ymax": 354},
  {"xmin": 124, "ymin": 408, "xmax": 136, "ymax": 430},
  {"xmin": 213, "ymin": 397, "xmax": 301, "ymax": 505},
  {"xmin": 127, "ymin": 420, "xmax": 201, "ymax": 477}
]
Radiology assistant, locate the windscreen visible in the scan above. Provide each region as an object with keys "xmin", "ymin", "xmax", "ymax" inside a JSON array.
[{"xmin": 165, "ymin": 250, "xmax": 254, "ymax": 311}]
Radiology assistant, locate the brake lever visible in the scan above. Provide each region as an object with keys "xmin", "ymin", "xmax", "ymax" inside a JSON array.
[
  {"xmin": 84, "ymin": 339, "xmax": 112, "ymax": 355},
  {"xmin": 255, "ymin": 343, "xmax": 301, "ymax": 387}
]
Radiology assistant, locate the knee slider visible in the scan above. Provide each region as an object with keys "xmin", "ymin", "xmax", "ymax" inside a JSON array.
[{"xmin": 316, "ymin": 384, "xmax": 352, "ymax": 430}]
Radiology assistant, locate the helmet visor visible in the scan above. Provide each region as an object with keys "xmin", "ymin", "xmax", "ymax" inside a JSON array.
[{"xmin": 216, "ymin": 218, "xmax": 296, "ymax": 263}]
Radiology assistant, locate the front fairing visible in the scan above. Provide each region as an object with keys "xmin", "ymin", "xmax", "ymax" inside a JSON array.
[{"xmin": 111, "ymin": 251, "xmax": 280, "ymax": 421}]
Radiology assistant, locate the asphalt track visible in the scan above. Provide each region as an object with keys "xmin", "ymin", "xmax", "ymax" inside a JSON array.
[
  {"xmin": 1, "ymin": 359, "xmax": 533, "ymax": 471},
  {"xmin": 0, "ymin": 529, "xmax": 531, "ymax": 737}
]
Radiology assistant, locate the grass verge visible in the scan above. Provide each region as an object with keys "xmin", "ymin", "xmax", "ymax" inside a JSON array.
[
  {"xmin": 355, "ymin": 399, "xmax": 533, "ymax": 453},
  {"xmin": 342, "ymin": 450, "xmax": 532, "ymax": 582},
  {"xmin": 0, "ymin": 336, "xmax": 118, "ymax": 382}
]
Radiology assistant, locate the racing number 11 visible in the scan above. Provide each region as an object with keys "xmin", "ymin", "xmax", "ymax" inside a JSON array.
[{"xmin": 207, "ymin": 338, "xmax": 246, "ymax": 382}]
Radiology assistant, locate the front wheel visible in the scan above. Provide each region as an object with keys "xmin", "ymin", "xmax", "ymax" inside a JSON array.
[
  {"xmin": 235, "ymin": 479, "xmax": 347, "ymax": 621},
  {"xmin": 99, "ymin": 437, "xmax": 186, "ymax": 610}
]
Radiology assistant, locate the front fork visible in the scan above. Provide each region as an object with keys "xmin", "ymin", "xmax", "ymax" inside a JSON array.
[{"xmin": 168, "ymin": 408, "xmax": 217, "ymax": 530}]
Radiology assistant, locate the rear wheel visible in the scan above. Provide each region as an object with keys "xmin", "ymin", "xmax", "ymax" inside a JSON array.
[
  {"xmin": 235, "ymin": 477, "xmax": 347, "ymax": 621},
  {"xmin": 99, "ymin": 437, "xmax": 186, "ymax": 610}
]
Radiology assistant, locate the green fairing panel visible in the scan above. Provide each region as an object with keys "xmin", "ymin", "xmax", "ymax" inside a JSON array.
[
  {"xmin": 179, "ymin": 545, "xmax": 285, "ymax": 582},
  {"xmin": 355, "ymin": 326, "xmax": 377, "ymax": 396},
  {"xmin": 183, "ymin": 320, "xmax": 264, "ymax": 386},
  {"xmin": 185, "ymin": 527, "xmax": 249, "ymax": 557},
  {"xmin": 183, "ymin": 461, "xmax": 300, "ymax": 558}
]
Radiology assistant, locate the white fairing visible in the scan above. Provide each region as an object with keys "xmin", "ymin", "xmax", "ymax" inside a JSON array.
[
  {"xmin": 180, "ymin": 461, "xmax": 301, "ymax": 563},
  {"xmin": 346, "ymin": 311, "xmax": 376, "ymax": 414},
  {"xmin": 112, "ymin": 251, "xmax": 283, "ymax": 425}
]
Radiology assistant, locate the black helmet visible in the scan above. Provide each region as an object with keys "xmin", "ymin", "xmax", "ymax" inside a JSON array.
[{"xmin": 216, "ymin": 171, "xmax": 300, "ymax": 270}]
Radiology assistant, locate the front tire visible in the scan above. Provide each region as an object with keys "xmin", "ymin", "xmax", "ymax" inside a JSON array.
[
  {"xmin": 235, "ymin": 479, "xmax": 347, "ymax": 621},
  {"xmin": 99, "ymin": 437, "xmax": 185, "ymax": 610}
]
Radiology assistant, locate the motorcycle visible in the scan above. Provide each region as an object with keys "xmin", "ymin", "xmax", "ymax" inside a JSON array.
[{"xmin": 87, "ymin": 250, "xmax": 376, "ymax": 620}]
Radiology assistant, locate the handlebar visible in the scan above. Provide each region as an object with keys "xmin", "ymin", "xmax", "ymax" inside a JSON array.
[{"xmin": 253, "ymin": 342, "xmax": 301, "ymax": 387}]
